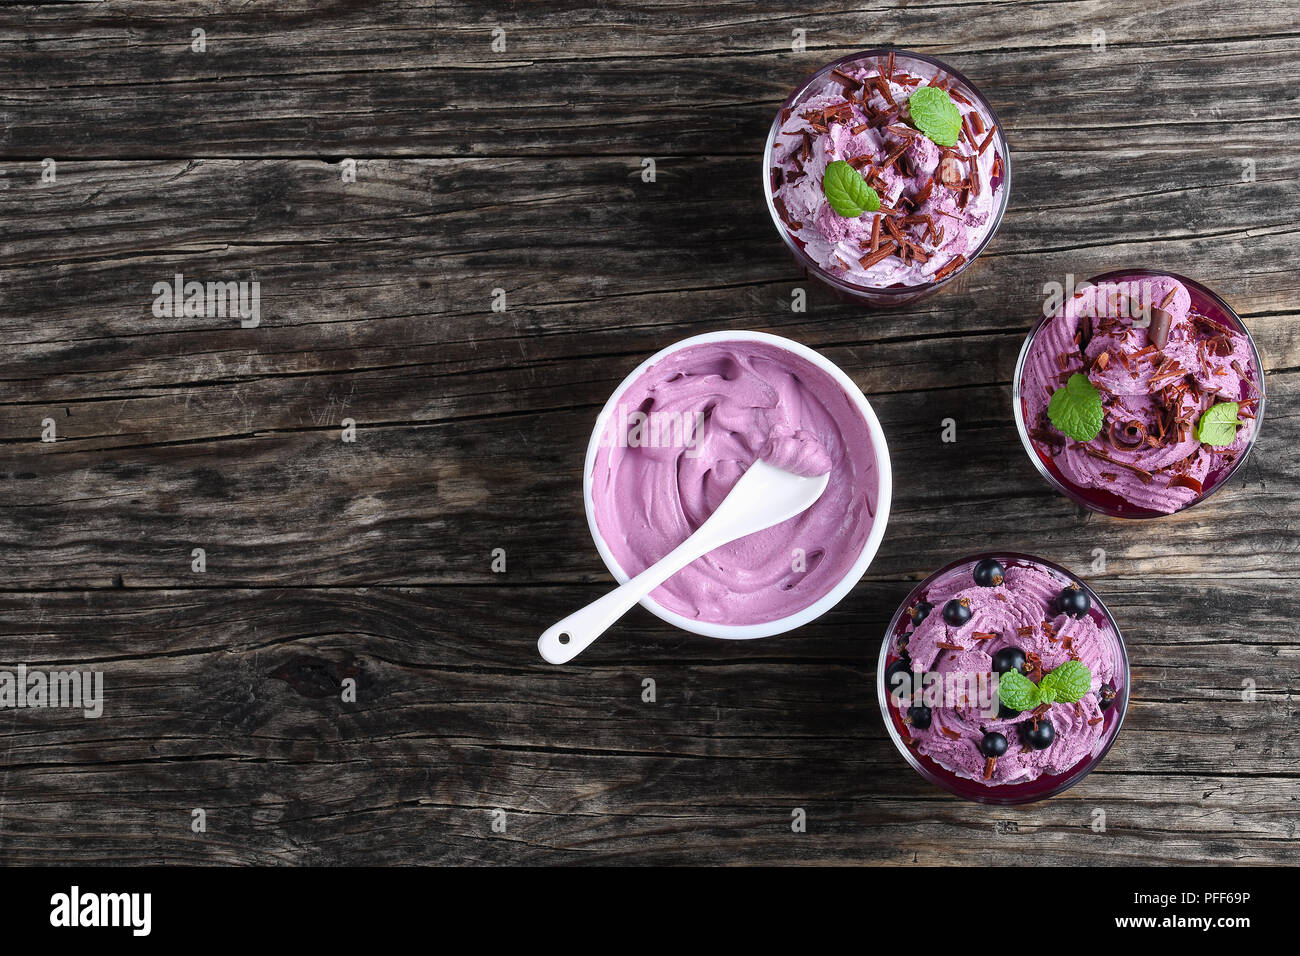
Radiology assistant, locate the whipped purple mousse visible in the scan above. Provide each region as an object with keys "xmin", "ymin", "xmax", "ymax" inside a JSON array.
[
  {"xmin": 589, "ymin": 340, "xmax": 880, "ymax": 626},
  {"xmin": 887, "ymin": 560, "xmax": 1118, "ymax": 786},
  {"xmin": 1022, "ymin": 275, "xmax": 1261, "ymax": 514},
  {"xmin": 771, "ymin": 54, "xmax": 1005, "ymax": 287}
]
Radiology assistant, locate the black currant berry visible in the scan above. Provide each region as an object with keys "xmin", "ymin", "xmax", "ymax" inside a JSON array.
[
  {"xmin": 979, "ymin": 731, "xmax": 1008, "ymax": 757},
  {"xmin": 942, "ymin": 597, "xmax": 972, "ymax": 626},
  {"xmin": 992, "ymin": 647, "xmax": 1027, "ymax": 675},
  {"xmin": 908, "ymin": 705, "xmax": 932, "ymax": 730},
  {"xmin": 1058, "ymin": 584, "xmax": 1091, "ymax": 619},
  {"xmin": 909, "ymin": 600, "xmax": 933, "ymax": 625},
  {"xmin": 973, "ymin": 558, "xmax": 1006, "ymax": 587},
  {"xmin": 1020, "ymin": 718, "xmax": 1055, "ymax": 750},
  {"xmin": 1098, "ymin": 683, "xmax": 1116, "ymax": 711},
  {"xmin": 885, "ymin": 657, "xmax": 913, "ymax": 692}
]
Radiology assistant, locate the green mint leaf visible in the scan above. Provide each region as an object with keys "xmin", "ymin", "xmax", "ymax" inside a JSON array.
[
  {"xmin": 997, "ymin": 669, "xmax": 1040, "ymax": 713},
  {"xmin": 1047, "ymin": 373, "xmax": 1105, "ymax": 442},
  {"xmin": 907, "ymin": 86, "xmax": 962, "ymax": 147},
  {"xmin": 822, "ymin": 159, "xmax": 881, "ymax": 218},
  {"xmin": 1039, "ymin": 660, "xmax": 1092, "ymax": 704},
  {"xmin": 1195, "ymin": 401, "xmax": 1244, "ymax": 447}
]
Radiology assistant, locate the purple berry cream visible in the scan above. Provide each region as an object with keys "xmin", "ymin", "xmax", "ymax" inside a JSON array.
[
  {"xmin": 766, "ymin": 50, "xmax": 1008, "ymax": 297},
  {"xmin": 879, "ymin": 555, "xmax": 1128, "ymax": 803},
  {"xmin": 1016, "ymin": 272, "xmax": 1264, "ymax": 516}
]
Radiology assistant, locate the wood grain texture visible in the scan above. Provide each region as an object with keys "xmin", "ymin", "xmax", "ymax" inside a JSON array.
[{"xmin": 0, "ymin": 0, "xmax": 1297, "ymax": 865}]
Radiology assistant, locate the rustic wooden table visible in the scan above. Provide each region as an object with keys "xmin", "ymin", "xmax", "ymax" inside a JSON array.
[{"xmin": 1, "ymin": 1, "xmax": 1296, "ymax": 865}]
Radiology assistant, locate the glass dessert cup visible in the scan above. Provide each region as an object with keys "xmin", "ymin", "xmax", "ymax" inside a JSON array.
[
  {"xmin": 762, "ymin": 49, "xmax": 1011, "ymax": 308},
  {"xmin": 1013, "ymin": 270, "xmax": 1266, "ymax": 519},
  {"xmin": 877, "ymin": 552, "xmax": 1129, "ymax": 805},
  {"xmin": 583, "ymin": 331, "xmax": 892, "ymax": 640}
]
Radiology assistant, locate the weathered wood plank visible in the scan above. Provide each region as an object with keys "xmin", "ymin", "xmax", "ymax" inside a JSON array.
[
  {"xmin": 0, "ymin": 158, "xmax": 1296, "ymax": 420},
  {"xmin": 0, "ymin": 371, "xmax": 1296, "ymax": 587},
  {"xmin": 2, "ymin": 2, "xmax": 1298, "ymax": 156},
  {"xmin": 0, "ymin": 583, "xmax": 1293, "ymax": 864}
]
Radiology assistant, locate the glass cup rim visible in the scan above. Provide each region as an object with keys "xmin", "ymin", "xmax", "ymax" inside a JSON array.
[
  {"xmin": 761, "ymin": 48, "xmax": 1012, "ymax": 301},
  {"xmin": 1011, "ymin": 269, "xmax": 1266, "ymax": 519},
  {"xmin": 875, "ymin": 551, "xmax": 1130, "ymax": 805}
]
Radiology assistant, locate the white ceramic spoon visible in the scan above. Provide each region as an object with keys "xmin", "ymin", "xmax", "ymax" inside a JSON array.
[{"xmin": 538, "ymin": 460, "xmax": 830, "ymax": 664}]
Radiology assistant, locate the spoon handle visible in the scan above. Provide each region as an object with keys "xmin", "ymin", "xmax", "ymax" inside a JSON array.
[{"xmin": 537, "ymin": 535, "xmax": 710, "ymax": 664}]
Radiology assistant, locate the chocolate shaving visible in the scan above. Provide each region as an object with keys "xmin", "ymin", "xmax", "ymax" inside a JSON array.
[
  {"xmin": 933, "ymin": 711, "xmax": 961, "ymax": 741},
  {"xmin": 1025, "ymin": 652, "xmax": 1044, "ymax": 684},
  {"xmin": 904, "ymin": 241, "xmax": 930, "ymax": 263},
  {"xmin": 1149, "ymin": 306, "xmax": 1174, "ymax": 349},
  {"xmin": 882, "ymin": 140, "xmax": 910, "ymax": 170},
  {"xmin": 959, "ymin": 114, "xmax": 975, "ymax": 149},
  {"xmin": 984, "ymin": 756, "xmax": 997, "ymax": 780},
  {"xmin": 885, "ymin": 124, "xmax": 920, "ymax": 139},
  {"xmin": 936, "ymin": 640, "xmax": 965, "ymax": 650},
  {"xmin": 858, "ymin": 240, "xmax": 898, "ymax": 269},
  {"xmin": 971, "ymin": 631, "xmax": 999, "ymax": 641},
  {"xmin": 773, "ymin": 196, "xmax": 801, "ymax": 230},
  {"xmin": 821, "ymin": 104, "xmax": 854, "ymax": 127},
  {"xmin": 931, "ymin": 255, "xmax": 966, "ymax": 281},
  {"xmin": 830, "ymin": 68, "xmax": 862, "ymax": 92},
  {"xmin": 870, "ymin": 75, "xmax": 897, "ymax": 108},
  {"xmin": 1169, "ymin": 474, "xmax": 1203, "ymax": 493},
  {"xmin": 1083, "ymin": 446, "xmax": 1154, "ymax": 483},
  {"xmin": 976, "ymin": 126, "xmax": 997, "ymax": 154},
  {"xmin": 1027, "ymin": 426, "xmax": 1065, "ymax": 450},
  {"xmin": 1231, "ymin": 361, "xmax": 1259, "ymax": 395}
]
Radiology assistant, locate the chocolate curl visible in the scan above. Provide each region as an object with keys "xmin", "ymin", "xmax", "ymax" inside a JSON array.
[
  {"xmin": 1108, "ymin": 418, "xmax": 1147, "ymax": 450},
  {"xmin": 830, "ymin": 68, "xmax": 862, "ymax": 93},
  {"xmin": 931, "ymin": 255, "xmax": 966, "ymax": 281},
  {"xmin": 1149, "ymin": 306, "xmax": 1174, "ymax": 349},
  {"xmin": 858, "ymin": 240, "xmax": 898, "ymax": 269}
]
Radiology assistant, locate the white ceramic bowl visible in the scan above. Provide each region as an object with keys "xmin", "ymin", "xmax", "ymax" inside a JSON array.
[{"xmin": 583, "ymin": 330, "xmax": 893, "ymax": 639}]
